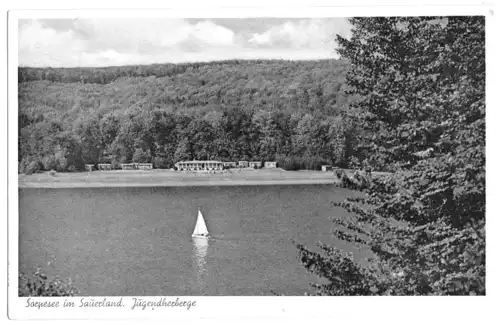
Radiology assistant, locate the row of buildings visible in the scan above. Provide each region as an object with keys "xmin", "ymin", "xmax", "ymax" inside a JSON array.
[
  {"xmin": 85, "ymin": 163, "xmax": 154, "ymax": 171},
  {"xmin": 85, "ymin": 160, "xmax": 278, "ymax": 172},
  {"xmin": 174, "ymin": 160, "xmax": 277, "ymax": 171}
]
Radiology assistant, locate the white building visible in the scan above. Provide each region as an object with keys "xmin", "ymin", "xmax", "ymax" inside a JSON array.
[
  {"xmin": 322, "ymin": 165, "xmax": 333, "ymax": 172},
  {"xmin": 264, "ymin": 161, "xmax": 277, "ymax": 168},
  {"xmin": 137, "ymin": 163, "xmax": 153, "ymax": 170},
  {"xmin": 223, "ymin": 162, "xmax": 237, "ymax": 168},
  {"xmin": 121, "ymin": 163, "xmax": 135, "ymax": 170},
  {"xmin": 238, "ymin": 161, "xmax": 249, "ymax": 168},
  {"xmin": 249, "ymin": 161, "xmax": 262, "ymax": 169},
  {"xmin": 97, "ymin": 163, "xmax": 112, "ymax": 170},
  {"xmin": 175, "ymin": 160, "xmax": 224, "ymax": 171}
]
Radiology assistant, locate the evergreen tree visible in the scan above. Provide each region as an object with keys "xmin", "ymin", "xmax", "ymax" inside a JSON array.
[{"xmin": 296, "ymin": 16, "xmax": 485, "ymax": 295}]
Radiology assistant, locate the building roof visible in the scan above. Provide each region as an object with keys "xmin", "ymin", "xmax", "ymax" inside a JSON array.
[{"xmin": 176, "ymin": 160, "xmax": 223, "ymax": 164}]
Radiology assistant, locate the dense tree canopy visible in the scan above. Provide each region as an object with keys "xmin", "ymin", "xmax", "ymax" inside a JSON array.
[
  {"xmin": 19, "ymin": 60, "xmax": 352, "ymax": 118},
  {"xmin": 296, "ymin": 16, "xmax": 485, "ymax": 295},
  {"xmin": 18, "ymin": 59, "xmax": 360, "ymax": 173}
]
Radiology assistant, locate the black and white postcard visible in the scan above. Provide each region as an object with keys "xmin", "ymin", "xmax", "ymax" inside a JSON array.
[{"xmin": 6, "ymin": 1, "xmax": 497, "ymax": 323}]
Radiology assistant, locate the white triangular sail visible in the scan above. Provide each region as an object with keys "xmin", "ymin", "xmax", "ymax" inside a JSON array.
[{"xmin": 192, "ymin": 209, "xmax": 209, "ymax": 237}]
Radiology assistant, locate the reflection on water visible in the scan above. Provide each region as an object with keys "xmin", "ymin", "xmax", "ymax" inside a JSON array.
[
  {"xmin": 192, "ymin": 237, "xmax": 209, "ymax": 287},
  {"xmin": 19, "ymin": 185, "xmax": 355, "ymax": 295}
]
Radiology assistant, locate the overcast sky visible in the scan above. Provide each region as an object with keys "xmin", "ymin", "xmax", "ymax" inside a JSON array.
[{"xmin": 18, "ymin": 18, "xmax": 352, "ymax": 67}]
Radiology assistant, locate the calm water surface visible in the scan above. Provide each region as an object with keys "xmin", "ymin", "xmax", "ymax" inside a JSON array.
[{"xmin": 19, "ymin": 185, "xmax": 361, "ymax": 296}]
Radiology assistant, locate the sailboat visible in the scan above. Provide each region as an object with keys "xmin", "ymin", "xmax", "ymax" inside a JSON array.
[{"xmin": 192, "ymin": 208, "xmax": 210, "ymax": 239}]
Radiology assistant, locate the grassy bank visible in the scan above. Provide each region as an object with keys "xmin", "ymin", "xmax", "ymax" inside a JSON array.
[{"xmin": 18, "ymin": 169, "xmax": 342, "ymax": 188}]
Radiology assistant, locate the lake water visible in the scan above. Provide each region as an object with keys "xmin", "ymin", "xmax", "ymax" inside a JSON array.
[{"xmin": 19, "ymin": 185, "xmax": 361, "ymax": 296}]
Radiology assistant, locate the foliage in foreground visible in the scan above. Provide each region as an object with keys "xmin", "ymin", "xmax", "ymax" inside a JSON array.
[
  {"xmin": 19, "ymin": 268, "xmax": 79, "ymax": 297},
  {"xmin": 296, "ymin": 16, "xmax": 485, "ymax": 295}
]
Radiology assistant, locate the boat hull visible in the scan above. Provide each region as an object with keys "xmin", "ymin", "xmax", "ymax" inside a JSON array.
[{"xmin": 192, "ymin": 235, "xmax": 210, "ymax": 239}]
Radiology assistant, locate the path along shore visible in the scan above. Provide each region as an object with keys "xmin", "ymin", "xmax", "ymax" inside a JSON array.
[{"xmin": 18, "ymin": 169, "xmax": 342, "ymax": 188}]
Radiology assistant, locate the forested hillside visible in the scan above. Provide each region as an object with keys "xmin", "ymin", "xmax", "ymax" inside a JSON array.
[{"xmin": 18, "ymin": 59, "xmax": 362, "ymax": 173}]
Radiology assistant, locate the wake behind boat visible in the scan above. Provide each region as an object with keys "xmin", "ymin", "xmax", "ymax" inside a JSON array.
[{"xmin": 192, "ymin": 209, "xmax": 210, "ymax": 239}]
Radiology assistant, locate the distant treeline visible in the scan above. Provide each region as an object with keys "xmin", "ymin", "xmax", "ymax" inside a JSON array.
[
  {"xmin": 19, "ymin": 59, "xmax": 350, "ymax": 86},
  {"xmin": 20, "ymin": 59, "xmax": 304, "ymax": 84},
  {"xmin": 18, "ymin": 59, "xmax": 367, "ymax": 174}
]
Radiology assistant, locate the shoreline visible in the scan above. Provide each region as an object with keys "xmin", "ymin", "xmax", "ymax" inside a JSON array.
[
  {"xmin": 19, "ymin": 179, "xmax": 339, "ymax": 188},
  {"xmin": 18, "ymin": 169, "xmax": 341, "ymax": 188}
]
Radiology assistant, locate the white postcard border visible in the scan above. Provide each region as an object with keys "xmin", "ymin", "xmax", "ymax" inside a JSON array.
[{"xmin": 6, "ymin": 2, "xmax": 499, "ymax": 323}]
